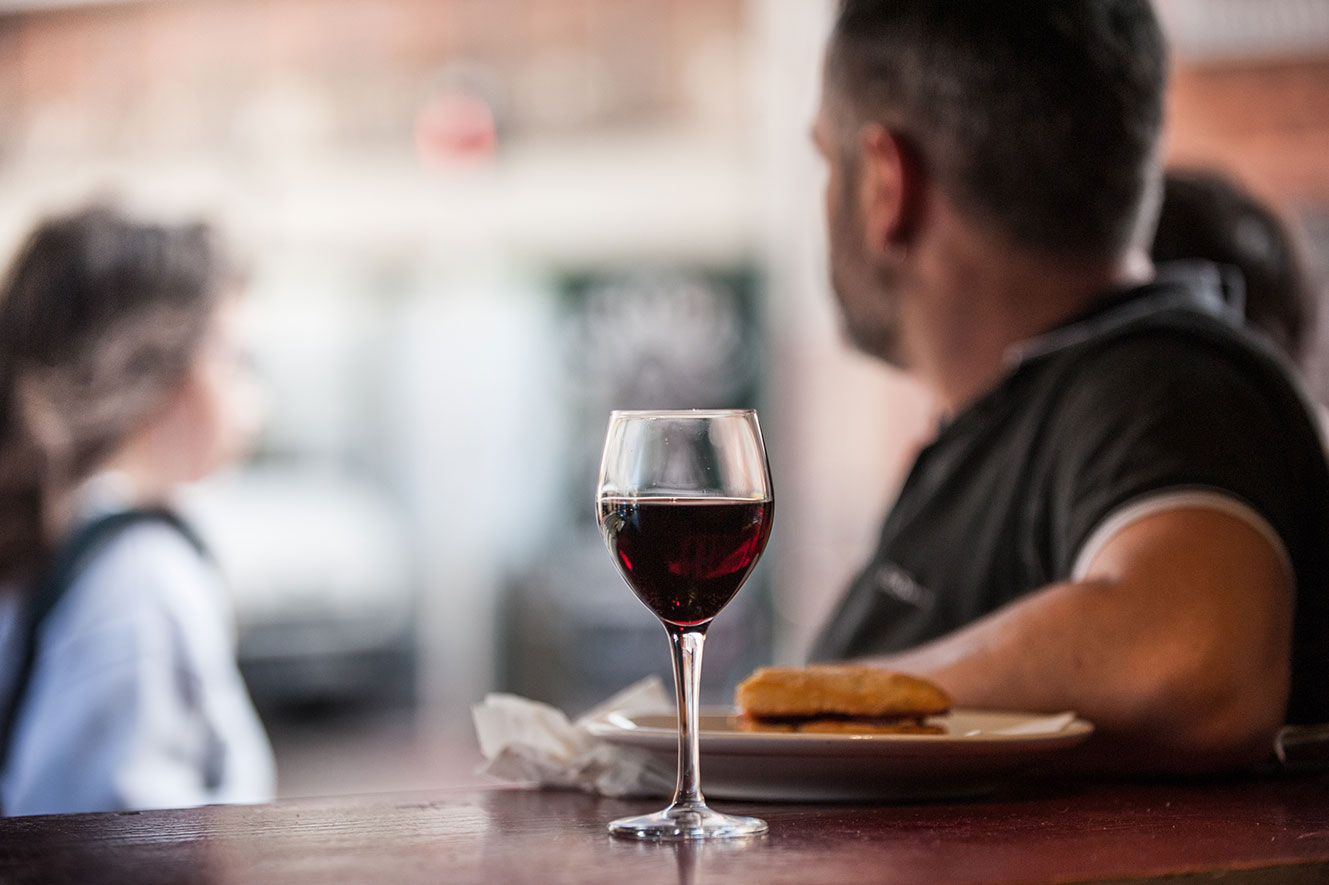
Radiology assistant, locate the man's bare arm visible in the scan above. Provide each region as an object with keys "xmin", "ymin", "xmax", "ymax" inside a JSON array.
[{"xmin": 860, "ymin": 507, "xmax": 1293, "ymax": 773}]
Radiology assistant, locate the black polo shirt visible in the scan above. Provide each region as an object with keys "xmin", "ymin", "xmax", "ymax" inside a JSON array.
[{"xmin": 810, "ymin": 262, "xmax": 1329, "ymax": 725}]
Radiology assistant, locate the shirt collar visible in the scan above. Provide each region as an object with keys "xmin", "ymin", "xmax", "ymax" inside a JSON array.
[{"xmin": 1004, "ymin": 260, "xmax": 1245, "ymax": 369}]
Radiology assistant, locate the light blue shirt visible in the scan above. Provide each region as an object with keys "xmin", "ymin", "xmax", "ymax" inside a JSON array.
[{"xmin": 0, "ymin": 517, "xmax": 275, "ymax": 816}]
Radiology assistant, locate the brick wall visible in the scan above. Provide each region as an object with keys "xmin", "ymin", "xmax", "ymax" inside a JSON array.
[
  {"xmin": 1167, "ymin": 57, "xmax": 1329, "ymax": 208},
  {"xmin": 0, "ymin": 0, "xmax": 745, "ymax": 161}
]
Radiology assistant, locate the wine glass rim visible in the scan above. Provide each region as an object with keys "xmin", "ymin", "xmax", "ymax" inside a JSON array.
[{"xmin": 608, "ymin": 408, "xmax": 758, "ymax": 419}]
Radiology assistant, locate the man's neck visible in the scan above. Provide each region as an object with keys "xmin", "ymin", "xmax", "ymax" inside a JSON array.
[{"xmin": 909, "ymin": 217, "xmax": 1154, "ymax": 414}]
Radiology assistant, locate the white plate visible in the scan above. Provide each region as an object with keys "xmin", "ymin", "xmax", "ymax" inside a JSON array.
[{"xmin": 584, "ymin": 707, "xmax": 1094, "ymax": 802}]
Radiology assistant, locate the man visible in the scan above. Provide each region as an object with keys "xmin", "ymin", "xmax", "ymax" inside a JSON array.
[{"xmin": 808, "ymin": 0, "xmax": 1329, "ymax": 773}]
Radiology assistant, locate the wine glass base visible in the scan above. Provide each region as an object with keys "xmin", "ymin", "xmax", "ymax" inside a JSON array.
[{"xmin": 608, "ymin": 802, "xmax": 768, "ymax": 841}]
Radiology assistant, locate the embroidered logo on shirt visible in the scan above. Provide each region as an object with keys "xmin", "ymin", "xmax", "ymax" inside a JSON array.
[{"xmin": 871, "ymin": 562, "xmax": 934, "ymax": 609}]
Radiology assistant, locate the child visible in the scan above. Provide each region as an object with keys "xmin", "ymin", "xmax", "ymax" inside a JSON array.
[{"xmin": 0, "ymin": 205, "xmax": 275, "ymax": 815}]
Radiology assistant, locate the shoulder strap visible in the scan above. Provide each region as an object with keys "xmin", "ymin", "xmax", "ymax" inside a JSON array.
[{"xmin": 0, "ymin": 508, "xmax": 207, "ymax": 795}]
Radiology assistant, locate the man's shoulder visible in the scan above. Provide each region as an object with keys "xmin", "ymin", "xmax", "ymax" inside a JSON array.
[
  {"xmin": 1069, "ymin": 306, "xmax": 1277, "ymax": 367},
  {"xmin": 1039, "ymin": 311, "xmax": 1308, "ymax": 422}
]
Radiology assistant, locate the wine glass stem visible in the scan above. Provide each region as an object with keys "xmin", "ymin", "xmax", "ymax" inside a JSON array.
[{"xmin": 666, "ymin": 624, "xmax": 708, "ymax": 810}]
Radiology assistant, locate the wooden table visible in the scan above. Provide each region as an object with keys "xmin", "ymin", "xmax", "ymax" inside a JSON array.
[{"xmin": 3, "ymin": 775, "xmax": 1328, "ymax": 884}]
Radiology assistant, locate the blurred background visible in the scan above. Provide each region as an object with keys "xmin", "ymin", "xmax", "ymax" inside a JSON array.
[{"xmin": 0, "ymin": 0, "xmax": 1326, "ymax": 798}]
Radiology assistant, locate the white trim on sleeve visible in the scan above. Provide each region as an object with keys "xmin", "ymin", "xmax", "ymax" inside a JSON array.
[{"xmin": 1070, "ymin": 489, "xmax": 1294, "ymax": 584}]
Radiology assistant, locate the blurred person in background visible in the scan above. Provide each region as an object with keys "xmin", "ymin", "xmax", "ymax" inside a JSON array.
[
  {"xmin": 0, "ymin": 205, "xmax": 274, "ymax": 816},
  {"xmin": 808, "ymin": 0, "xmax": 1329, "ymax": 772},
  {"xmin": 1152, "ymin": 167, "xmax": 1319, "ymax": 367}
]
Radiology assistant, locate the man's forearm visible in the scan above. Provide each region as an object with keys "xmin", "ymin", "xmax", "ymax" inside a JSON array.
[
  {"xmin": 859, "ymin": 579, "xmax": 1188, "ymax": 750},
  {"xmin": 854, "ymin": 509, "xmax": 1293, "ymax": 773}
]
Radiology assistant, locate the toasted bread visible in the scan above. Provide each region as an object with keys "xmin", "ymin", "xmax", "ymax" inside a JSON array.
[{"xmin": 735, "ymin": 665, "xmax": 952, "ymax": 719}]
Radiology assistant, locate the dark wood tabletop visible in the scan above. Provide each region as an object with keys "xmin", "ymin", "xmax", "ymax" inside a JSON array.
[{"xmin": 3, "ymin": 774, "xmax": 1328, "ymax": 884}]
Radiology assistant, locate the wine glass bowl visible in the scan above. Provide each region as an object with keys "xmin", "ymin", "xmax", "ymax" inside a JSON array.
[{"xmin": 596, "ymin": 409, "xmax": 773, "ymax": 840}]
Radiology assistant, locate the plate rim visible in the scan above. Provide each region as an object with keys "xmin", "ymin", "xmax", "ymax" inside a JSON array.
[{"xmin": 584, "ymin": 705, "xmax": 1094, "ymax": 751}]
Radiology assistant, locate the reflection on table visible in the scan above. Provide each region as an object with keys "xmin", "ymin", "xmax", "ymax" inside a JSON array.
[{"xmin": 6, "ymin": 775, "xmax": 1328, "ymax": 884}]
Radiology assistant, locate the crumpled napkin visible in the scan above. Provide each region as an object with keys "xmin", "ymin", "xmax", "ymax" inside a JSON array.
[{"xmin": 471, "ymin": 677, "xmax": 676, "ymax": 797}]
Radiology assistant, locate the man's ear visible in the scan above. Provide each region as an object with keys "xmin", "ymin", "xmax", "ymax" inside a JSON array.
[{"xmin": 858, "ymin": 124, "xmax": 926, "ymax": 255}]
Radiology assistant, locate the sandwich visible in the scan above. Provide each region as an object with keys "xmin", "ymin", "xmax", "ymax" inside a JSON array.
[{"xmin": 734, "ymin": 665, "xmax": 952, "ymax": 734}]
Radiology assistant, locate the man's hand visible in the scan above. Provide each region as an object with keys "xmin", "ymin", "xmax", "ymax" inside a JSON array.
[{"xmin": 862, "ymin": 506, "xmax": 1293, "ymax": 773}]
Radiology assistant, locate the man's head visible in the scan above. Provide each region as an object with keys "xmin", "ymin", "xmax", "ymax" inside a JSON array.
[{"xmin": 816, "ymin": 0, "xmax": 1168, "ymax": 364}]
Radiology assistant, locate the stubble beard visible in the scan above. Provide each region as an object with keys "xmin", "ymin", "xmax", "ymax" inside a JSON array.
[
  {"xmin": 829, "ymin": 213, "xmax": 907, "ymax": 369},
  {"xmin": 837, "ymin": 283, "xmax": 906, "ymax": 369}
]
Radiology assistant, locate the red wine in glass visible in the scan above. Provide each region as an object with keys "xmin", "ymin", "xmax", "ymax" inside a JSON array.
[
  {"xmin": 599, "ymin": 497, "xmax": 773, "ymax": 627},
  {"xmin": 596, "ymin": 409, "xmax": 773, "ymax": 841}
]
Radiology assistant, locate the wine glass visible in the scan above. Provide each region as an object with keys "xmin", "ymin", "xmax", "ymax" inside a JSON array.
[{"xmin": 596, "ymin": 409, "xmax": 774, "ymax": 840}]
